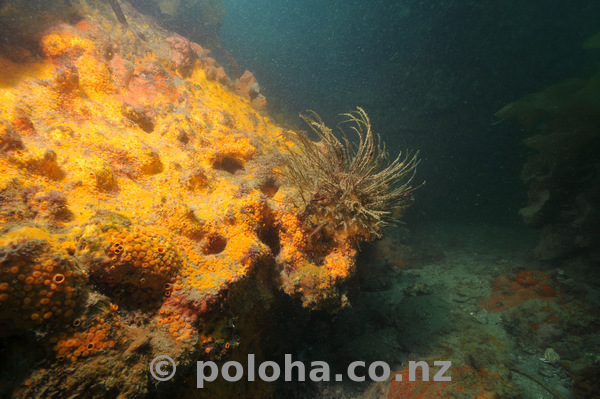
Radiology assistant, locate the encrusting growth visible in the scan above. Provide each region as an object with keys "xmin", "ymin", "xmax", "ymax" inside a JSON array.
[
  {"xmin": 283, "ymin": 107, "xmax": 421, "ymax": 241},
  {"xmin": 0, "ymin": 0, "xmax": 423, "ymax": 393}
]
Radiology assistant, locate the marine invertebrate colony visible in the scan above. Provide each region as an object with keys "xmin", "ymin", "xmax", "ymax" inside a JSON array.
[
  {"xmin": 283, "ymin": 107, "xmax": 421, "ymax": 241},
  {"xmin": 0, "ymin": 1, "xmax": 421, "ymax": 396}
]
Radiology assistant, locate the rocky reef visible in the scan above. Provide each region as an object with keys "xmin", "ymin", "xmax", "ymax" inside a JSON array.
[
  {"xmin": 0, "ymin": 1, "xmax": 418, "ymax": 397},
  {"xmin": 496, "ymin": 36, "xmax": 600, "ymax": 262}
]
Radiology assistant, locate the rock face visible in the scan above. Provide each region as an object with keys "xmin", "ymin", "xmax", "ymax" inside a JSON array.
[
  {"xmin": 0, "ymin": 1, "xmax": 415, "ymax": 397},
  {"xmin": 234, "ymin": 70, "xmax": 267, "ymax": 111},
  {"xmin": 496, "ymin": 62, "xmax": 600, "ymax": 261}
]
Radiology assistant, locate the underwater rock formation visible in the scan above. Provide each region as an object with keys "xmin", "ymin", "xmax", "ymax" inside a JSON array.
[
  {"xmin": 0, "ymin": 1, "xmax": 418, "ymax": 397},
  {"xmin": 280, "ymin": 108, "xmax": 421, "ymax": 307},
  {"xmin": 496, "ymin": 40, "xmax": 600, "ymax": 261},
  {"xmin": 128, "ymin": 0, "xmax": 241, "ymax": 78},
  {"xmin": 128, "ymin": 0, "xmax": 226, "ymax": 38},
  {"xmin": 233, "ymin": 70, "xmax": 267, "ymax": 111}
]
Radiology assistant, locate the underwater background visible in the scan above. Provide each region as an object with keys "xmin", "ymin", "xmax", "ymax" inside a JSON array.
[
  {"xmin": 1, "ymin": 0, "xmax": 600, "ymax": 398},
  {"xmin": 219, "ymin": 0, "xmax": 600, "ymax": 225}
]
